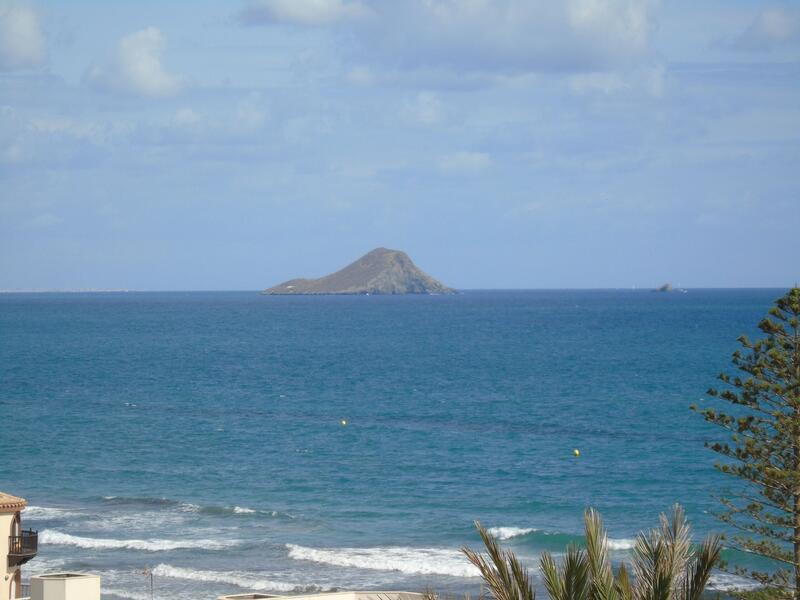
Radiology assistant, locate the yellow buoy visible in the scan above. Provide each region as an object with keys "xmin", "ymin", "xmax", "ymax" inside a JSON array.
[
  {"xmin": 573, "ymin": 449, "xmax": 580, "ymax": 457},
  {"xmin": 340, "ymin": 419, "xmax": 348, "ymax": 426}
]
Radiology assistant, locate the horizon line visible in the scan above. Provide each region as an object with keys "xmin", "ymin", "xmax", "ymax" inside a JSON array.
[{"xmin": 0, "ymin": 286, "xmax": 793, "ymax": 294}]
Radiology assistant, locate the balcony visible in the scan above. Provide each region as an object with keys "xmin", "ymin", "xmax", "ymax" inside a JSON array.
[{"xmin": 9, "ymin": 530, "xmax": 38, "ymax": 567}]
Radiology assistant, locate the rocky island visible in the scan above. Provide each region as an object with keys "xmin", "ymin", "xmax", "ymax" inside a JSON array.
[{"xmin": 263, "ymin": 248, "xmax": 455, "ymax": 295}]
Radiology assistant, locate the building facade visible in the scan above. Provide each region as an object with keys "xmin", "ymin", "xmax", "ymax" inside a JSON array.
[{"xmin": 0, "ymin": 493, "xmax": 37, "ymax": 600}]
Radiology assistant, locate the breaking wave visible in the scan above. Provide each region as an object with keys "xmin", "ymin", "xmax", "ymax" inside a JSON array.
[
  {"xmin": 98, "ymin": 496, "xmax": 289, "ymax": 519},
  {"xmin": 40, "ymin": 530, "xmax": 239, "ymax": 552},
  {"xmin": 23, "ymin": 556, "xmax": 66, "ymax": 576},
  {"xmin": 103, "ymin": 588, "xmax": 153, "ymax": 600},
  {"xmin": 485, "ymin": 526, "xmax": 634, "ymax": 551},
  {"xmin": 152, "ymin": 564, "xmax": 321, "ymax": 593},
  {"xmin": 487, "ymin": 526, "xmax": 536, "ymax": 540},
  {"xmin": 286, "ymin": 544, "xmax": 480, "ymax": 578},
  {"xmin": 100, "ymin": 496, "xmax": 179, "ymax": 507},
  {"xmin": 708, "ymin": 573, "xmax": 761, "ymax": 592},
  {"xmin": 23, "ymin": 506, "xmax": 80, "ymax": 520}
]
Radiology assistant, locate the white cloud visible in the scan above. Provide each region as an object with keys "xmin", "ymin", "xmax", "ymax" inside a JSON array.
[
  {"xmin": 0, "ymin": 4, "xmax": 45, "ymax": 71},
  {"xmin": 235, "ymin": 92, "xmax": 268, "ymax": 129},
  {"xmin": 1, "ymin": 142, "xmax": 23, "ymax": 164},
  {"xmin": 85, "ymin": 27, "xmax": 183, "ymax": 97},
  {"xmin": 350, "ymin": 1, "xmax": 653, "ymax": 75},
  {"xmin": 568, "ymin": 64, "xmax": 664, "ymax": 97},
  {"xmin": 736, "ymin": 8, "xmax": 799, "ymax": 51},
  {"xmin": 345, "ymin": 65, "xmax": 373, "ymax": 85},
  {"xmin": 26, "ymin": 212, "xmax": 62, "ymax": 228},
  {"xmin": 438, "ymin": 151, "xmax": 491, "ymax": 174},
  {"xmin": 172, "ymin": 108, "xmax": 204, "ymax": 129},
  {"xmin": 159, "ymin": 94, "xmax": 267, "ymax": 143},
  {"xmin": 239, "ymin": 0, "xmax": 370, "ymax": 26},
  {"xmin": 403, "ymin": 92, "xmax": 445, "ymax": 126},
  {"xmin": 28, "ymin": 116, "xmax": 122, "ymax": 144},
  {"xmin": 237, "ymin": 1, "xmax": 656, "ymax": 74},
  {"xmin": 0, "ymin": 107, "xmax": 128, "ymax": 167},
  {"xmin": 567, "ymin": 0, "xmax": 650, "ymax": 58},
  {"xmin": 570, "ymin": 72, "xmax": 629, "ymax": 95}
]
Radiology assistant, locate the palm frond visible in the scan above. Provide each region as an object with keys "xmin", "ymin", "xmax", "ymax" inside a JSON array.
[
  {"xmin": 422, "ymin": 590, "xmax": 439, "ymax": 600},
  {"xmin": 584, "ymin": 508, "xmax": 618, "ymax": 600},
  {"xmin": 464, "ymin": 521, "xmax": 535, "ymax": 600},
  {"xmin": 632, "ymin": 529, "xmax": 670, "ymax": 600},
  {"xmin": 659, "ymin": 504, "xmax": 692, "ymax": 592},
  {"xmin": 541, "ymin": 552, "xmax": 566, "ymax": 600},
  {"xmin": 508, "ymin": 548, "xmax": 536, "ymax": 600},
  {"xmin": 680, "ymin": 535, "xmax": 722, "ymax": 600},
  {"xmin": 615, "ymin": 563, "xmax": 633, "ymax": 600},
  {"xmin": 562, "ymin": 544, "xmax": 591, "ymax": 600}
]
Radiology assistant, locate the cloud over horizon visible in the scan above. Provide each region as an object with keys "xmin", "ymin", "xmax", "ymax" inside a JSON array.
[
  {"xmin": 0, "ymin": 0, "xmax": 798, "ymax": 289},
  {"xmin": 735, "ymin": 8, "xmax": 799, "ymax": 51},
  {"xmin": 239, "ymin": 0, "xmax": 371, "ymax": 26},
  {"xmin": 85, "ymin": 27, "xmax": 183, "ymax": 97},
  {"xmin": 240, "ymin": 0, "xmax": 657, "ymax": 75},
  {"xmin": 0, "ymin": 3, "xmax": 45, "ymax": 71}
]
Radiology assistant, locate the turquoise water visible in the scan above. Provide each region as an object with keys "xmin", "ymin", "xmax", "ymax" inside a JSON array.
[{"xmin": 0, "ymin": 289, "xmax": 782, "ymax": 599}]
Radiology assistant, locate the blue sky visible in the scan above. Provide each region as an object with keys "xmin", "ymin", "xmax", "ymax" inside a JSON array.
[{"xmin": 0, "ymin": 0, "xmax": 798, "ymax": 290}]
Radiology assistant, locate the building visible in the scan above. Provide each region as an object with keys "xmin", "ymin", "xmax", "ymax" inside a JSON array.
[{"xmin": 0, "ymin": 492, "xmax": 38, "ymax": 600}]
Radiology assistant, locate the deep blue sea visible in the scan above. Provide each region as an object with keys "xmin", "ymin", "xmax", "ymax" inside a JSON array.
[{"xmin": 0, "ymin": 289, "xmax": 785, "ymax": 600}]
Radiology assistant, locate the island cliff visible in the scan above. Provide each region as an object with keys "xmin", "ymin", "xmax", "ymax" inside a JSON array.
[{"xmin": 263, "ymin": 248, "xmax": 455, "ymax": 295}]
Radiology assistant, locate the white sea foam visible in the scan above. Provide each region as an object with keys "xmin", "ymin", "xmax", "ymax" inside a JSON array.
[
  {"xmin": 103, "ymin": 588, "xmax": 154, "ymax": 600},
  {"xmin": 487, "ymin": 526, "xmax": 536, "ymax": 540},
  {"xmin": 40, "ymin": 530, "xmax": 239, "ymax": 552},
  {"xmin": 708, "ymin": 573, "xmax": 761, "ymax": 591},
  {"xmin": 233, "ymin": 506, "xmax": 256, "ymax": 514},
  {"xmin": 23, "ymin": 506, "xmax": 80, "ymax": 520},
  {"xmin": 83, "ymin": 510, "xmax": 192, "ymax": 532},
  {"xmin": 607, "ymin": 538, "xmax": 636, "ymax": 550},
  {"xmin": 152, "ymin": 564, "xmax": 320, "ymax": 593},
  {"xmin": 24, "ymin": 556, "xmax": 66, "ymax": 576},
  {"xmin": 177, "ymin": 503, "xmax": 201, "ymax": 513},
  {"xmin": 287, "ymin": 544, "xmax": 480, "ymax": 578}
]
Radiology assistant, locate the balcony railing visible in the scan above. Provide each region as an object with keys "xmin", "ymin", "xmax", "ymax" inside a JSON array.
[{"xmin": 8, "ymin": 530, "xmax": 38, "ymax": 566}]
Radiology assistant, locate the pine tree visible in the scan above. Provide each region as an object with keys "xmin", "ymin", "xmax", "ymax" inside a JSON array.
[{"xmin": 693, "ymin": 287, "xmax": 800, "ymax": 598}]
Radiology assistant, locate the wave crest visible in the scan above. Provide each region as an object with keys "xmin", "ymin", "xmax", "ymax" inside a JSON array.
[
  {"xmin": 708, "ymin": 573, "xmax": 760, "ymax": 592},
  {"xmin": 152, "ymin": 564, "xmax": 320, "ymax": 593},
  {"xmin": 98, "ymin": 496, "xmax": 290, "ymax": 519},
  {"xmin": 487, "ymin": 526, "xmax": 536, "ymax": 540},
  {"xmin": 24, "ymin": 506, "xmax": 80, "ymax": 520},
  {"xmin": 287, "ymin": 544, "xmax": 480, "ymax": 578},
  {"xmin": 607, "ymin": 539, "xmax": 635, "ymax": 550},
  {"xmin": 40, "ymin": 530, "xmax": 239, "ymax": 552},
  {"xmin": 100, "ymin": 496, "xmax": 178, "ymax": 507}
]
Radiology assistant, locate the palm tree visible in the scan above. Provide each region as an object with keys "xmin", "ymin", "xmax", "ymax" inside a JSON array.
[{"xmin": 460, "ymin": 505, "xmax": 721, "ymax": 600}]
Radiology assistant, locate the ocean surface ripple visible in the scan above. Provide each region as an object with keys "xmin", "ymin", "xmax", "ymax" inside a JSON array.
[{"xmin": 0, "ymin": 290, "xmax": 780, "ymax": 599}]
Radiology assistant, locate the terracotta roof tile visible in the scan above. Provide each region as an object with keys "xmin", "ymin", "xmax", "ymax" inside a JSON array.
[{"xmin": 0, "ymin": 492, "xmax": 27, "ymax": 512}]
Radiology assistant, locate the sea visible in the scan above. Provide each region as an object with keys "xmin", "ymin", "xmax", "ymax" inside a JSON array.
[{"xmin": 0, "ymin": 289, "xmax": 785, "ymax": 600}]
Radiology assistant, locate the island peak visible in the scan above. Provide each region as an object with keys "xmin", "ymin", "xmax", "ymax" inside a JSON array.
[{"xmin": 263, "ymin": 248, "xmax": 455, "ymax": 295}]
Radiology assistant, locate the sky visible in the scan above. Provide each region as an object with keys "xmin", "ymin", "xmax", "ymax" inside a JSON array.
[{"xmin": 0, "ymin": 0, "xmax": 798, "ymax": 290}]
